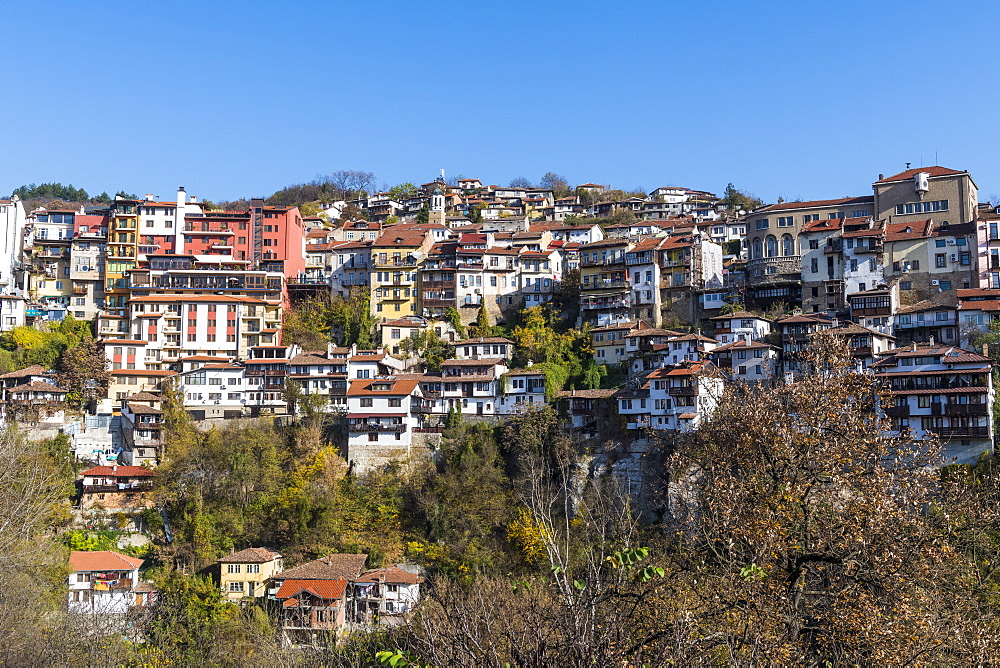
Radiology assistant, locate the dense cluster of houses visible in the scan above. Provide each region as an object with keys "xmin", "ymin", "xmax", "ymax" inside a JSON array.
[
  {"xmin": 0, "ymin": 164, "xmax": 995, "ymax": 467},
  {"xmin": 68, "ymin": 547, "xmax": 420, "ymax": 642}
]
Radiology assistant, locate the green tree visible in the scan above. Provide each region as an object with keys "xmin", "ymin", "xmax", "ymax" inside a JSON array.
[
  {"xmin": 388, "ymin": 183, "xmax": 418, "ymax": 200},
  {"xmin": 415, "ymin": 203, "xmax": 430, "ymax": 225},
  {"xmin": 539, "ymin": 172, "xmax": 572, "ymax": 198},
  {"xmin": 720, "ymin": 182, "xmax": 763, "ymax": 213},
  {"xmin": 58, "ymin": 338, "xmax": 110, "ymax": 406}
]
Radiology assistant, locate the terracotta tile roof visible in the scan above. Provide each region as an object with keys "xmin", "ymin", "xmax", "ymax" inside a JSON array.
[
  {"xmin": 709, "ymin": 310, "xmax": 770, "ymax": 322},
  {"xmin": 347, "ymin": 378, "xmax": 420, "ymax": 396},
  {"xmin": 755, "ymin": 196, "xmax": 873, "ymax": 213},
  {"xmin": 669, "ymin": 333, "xmax": 717, "ymax": 343},
  {"xmin": 289, "ymin": 354, "xmax": 334, "ymax": 366},
  {"xmin": 591, "ymin": 320, "xmax": 649, "ymax": 332},
  {"xmin": 441, "ymin": 358, "xmax": 505, "ymax": 366},
  {"xmin": 841, "ymin": 224, "xmax": 884, "ymax": 238},
  {"xmin": 127, "ymin": 403, "xmax": 162, "ymax": 415},
  {"xmin": 275, "ymin": 579, "xmax": 347, "ymax": 601},
  {"xmin": 69, "ymin": 550, "xmax": 144, "ymax": 573},
  {"xmin": 625, "ymin": 328, "xmax": 684, "ymax": 338},
  {"xmin": 896, "ymin": 300, "xmax": 953, "ymax": 315},
  {"xmin": 801, "ymin": 218, "xmax": 845, "ymax": 233},
  {"xmin": 958, "ymin": 300, "xmax": 1000, "ymax": 312},
  {"xmin": 710, "ymin": 339, "xmax": 778, "ymax": 353},
  {"xmin": 453, "ymin": 337, "xmax": 514, "ymax": 345},
  {"xmin": 876, "ymin": 166, "xmax": 966, "ymax": 183},
  {"xmin": 219, "ymin": 547, "xmax": 282, "ymax": 564},
  {"xmin": 885, "ymin": 220, "xmax": 933, "ymax": 242},
  {"xmin": 8, "ymin": 380, "xmax": 66, "ymax": 393},
  {"xmin": 277, "ymin": 553, "xmax": 368, "ymax": 580},
  {"xmin": 958, "ymin": 289, "xmax": 1000, "ymax": 299},
  {"xmin": 372, "ymin": 230, "xmax": 428, "ymax": 248},
  {"xmin": 555, "ymin": 388, "xmax": 618, "ymax": 399},
  {"xmin": 0, "ymin": 365, "xmax": 53, "ymax": 379},
  {"xmin": 355, "ymin": 566, "xmax": 423, "ymax": 585},
  {"xmin": 81, "ymin": 465, "xmax": 154, "ymax": 477},
  {"xmin": 678, "ymin": 412, "xmax": 698, "ymax": 419},
  {"xmin": 127, "ymin": 392, "xmax": 161, "ymax": 402}
]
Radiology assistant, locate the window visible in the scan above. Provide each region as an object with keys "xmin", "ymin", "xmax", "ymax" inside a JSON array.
[
  {"xmin": 777, "ymin": 216, "xmax": 793, "ymax": 227},
  {"xmin": 896, "ymin": 200, "xmax": 948, "ymax": 214},
  {"xmin": 227, "ymin": 564, "xmax": 241, "ymax": 574},
  {"xmin": 388, "ymin": 398, "xmax": 401, "ymax": 407},
  {"xmin": 935, "ymin": 254, "xmax": 946, "ymax": 268},
  {"xmin": 391, "ymin": 329, "xmax": 401, "ymax": 339},
  {"xmin": 939, "ymin": 281, "xmax": 952, "ymax": 291},
  {"xmin": 808, "ymin": 239, "xmax": 819, "ymax": 249},
  {"xmin": 360, "ymin": 397, "xmax": 373, "ymax": 407},
  {"xmin": 755, "ymin": 219, "xmax": 769, "ymax": 230},
  {"xmin": 246, "ymin": 564, "xmax": 260, "ymax": 574},
  {"xmin": 229, "ymin": 581, "xmax": 244, "ymax": 592},
  {"xmin": 901, "ymin": 281, "xmax": 912, "ymax": 291}
]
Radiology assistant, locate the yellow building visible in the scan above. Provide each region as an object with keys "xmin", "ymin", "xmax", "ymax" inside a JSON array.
[
  {"xmin": 105, "ymin": 198, "xmax": 142, "ymax": 317},
  {"xmin": 218, "ymin": 547, "xmax": 283, "ymax": 601},
  {"xmin": 370, "ymin": 229, "xmax": 432, "ymax": 321}
]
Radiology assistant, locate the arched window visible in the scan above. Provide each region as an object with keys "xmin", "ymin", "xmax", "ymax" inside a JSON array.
[
  {"xmin": 782, "ymin": 234, "xmax": 794, "ymax": 257},
  {"xmin": 753, "ymin": 238, "xmax": 763, "ymax": 260},
  {"xmin": 766, "ymin": 235, "xmax": 778, "ymax": 258}
]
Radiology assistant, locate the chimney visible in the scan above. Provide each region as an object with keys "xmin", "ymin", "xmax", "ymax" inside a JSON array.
[
  {"xmin": 929, "ymin": 335, "xmax": 935, "ymax": 347},
  {"xmin": 526, "ymin": 359, "xmax": 533, "ymax": 367},
  {"xmin": 177, "ymin": 187, "xmax": 186, "ymax": 206},
  {"xmin": 983, "ymin": 343, "xmax": 990, "ymax": 357},
  {"xmin": 910, "ymin": 341, "xmax": 917, "ymax": 352}
]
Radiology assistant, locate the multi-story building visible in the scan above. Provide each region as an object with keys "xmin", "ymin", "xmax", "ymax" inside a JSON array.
[
  {"xmin": 708, "ymin": 339, "xmax": 779, "ymax": 383},
  {"xmin": 370, "ymin": 229, "xmax": 432, "ymax": 321},
  {"xmin": 892, "ymin": 300, "xmax": 958, "ymax": 346},
  {"xmin": 746, "ymin": 196, "xmax": 874, "ymax": 310},
  {"xmin": 497, "ymin": 366, "xmax": 547, "ymax": 413},
  {"xmin": 618, "ymin": 360, "xmax": 724, "ymax": 433},
  {"xmin": 708, "ymin": 310, "xmax": 772, "ymax": 344},
  {"xmin": 345, "ymin": 375, "xmax": 424, "ymax": 470},
  {"xmin": 24, "ymin": 209, "xmax": 75, "ymax": 319},
  {"xmin": 120, "ymin": 396, "xmax": 163, "ymax": 466},
  {"xmin": 108, "ymin": 294, "xmax": 282, "ymax": 367},
  {"xmin": 70, "ymin": 213, "xmax": 108, "ymax": 320},
  {"xmin": 0, "ymin": 195, "xmax": 26, "ymax": 293},
  {"xmin": 872, "ymin": 166, "xmax": 977, "ymax": 227},
  {"xmin": 874, "ymin": 342, "xmax": 994, "ymax": 465},
  {"xmin": 68, "ymin": 550, "xmax": 151, "ymax": 614},
  {"xmin": 957, "ymin": 288, "xmax": 1000, "ymax": 343},
  {"xmin": 219, "ymin": 547, "xmax": 283, "ymax": 601},
  {"xmin": 847, "ymin": 287, "xmax": 896, "ymax": 334},
  {"xmin": 579, "ymin": 238, "xmax": 632, "ymax": 326}
]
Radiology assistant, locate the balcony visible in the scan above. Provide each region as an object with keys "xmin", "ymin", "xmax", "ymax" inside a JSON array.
[
  {"xmin": 422, "ymin": 298, "xmax": 456, "ymax": 308},
  {"xmin": 852, "ymin": 242, "xmax": 883, "ymax": 254},
  {"xmin": 82, "ymin": 483, "xmax": 152, "ymax": 494},
  {"xmin": 584, "ymin": 278, "xmax": 628, "ymax": 290},
  {"xmin": 661, "ymin": 259, "xmax": 686, "ymax": 268},
  {"xmin": 885, "ymin": 405, "xmax": 910, "ymax": 417},
  {"xmin": 348, "ymin": 422, "xmax": 407, "ymax": 432},
  {"xmin": 421, "ymin": 280, "xmax": 455, "ymax": 289},
  {"xmin": 580, "ymin": 295, "xmax": 630, "ymax": 310},
  {"xmin": 72, "ymin": 285, "xmax": 88, "ymax": 295},
  {"xmin": 667, "ymin": 386, "xmax": 696, "ymax": 396},
  {"xmin": 945, "ymin": 404, "xmax": 989, "ymax": 417},
  {"xmin": 372, "ymin": 258, "xmax": 418, "ymax": 268},
  {"xmin": 933, "ymin": 426, "xmax": 990, "ymax": 438},
  {"xmin": 581, "ymin": 257, "xmax": 624, "ymax": 267}
]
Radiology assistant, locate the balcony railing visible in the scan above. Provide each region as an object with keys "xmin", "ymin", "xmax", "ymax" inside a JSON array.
[
  {"xmin": 945, "ymin": 404, "xmax": 989, "ymax": 417},
  {"xmin": 667, "ymin": 386, "xmax": 696, "ymax": 396},
  {"xmin": 932, "ymin": 426, "xmax": 990, "ymax": 438},
  {"xmin": 885, "ymin": 406, "xmax": 910, "ymax": 417},
  {"xmin": 348, "ymin": 422, "xmax": 407, "ymax": 432}
]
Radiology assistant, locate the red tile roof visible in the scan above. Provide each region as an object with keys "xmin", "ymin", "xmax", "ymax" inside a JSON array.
[
  {"xmin": 69, "ymin": 550, "xmax": 144, "ymax": 572},
  {"xmin": 355, "ymin": 566, "xmax": 423, "ymax": 585},
  {"xmin": 275, "ymin": 579, "xmax": 347, "ymax": 601},
  {"xmin": 219, "ymin": 547, "xmax": 282, "ymax": 564},
  {"xmin": 81, "ymin": 465, "xmax": 154, "ymax": 477},
  {"xmin": 876, "ymin": 166, "xmax": 966, "ymax": 183},
  {"xmin": 756, "ymin": 196, "xmax": 873, "ymax": 213}
]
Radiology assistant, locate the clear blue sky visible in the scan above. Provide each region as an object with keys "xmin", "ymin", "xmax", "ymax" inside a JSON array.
[{"xmin": 2, "ymin": 1, "xmax": 997, "ymax": 203}]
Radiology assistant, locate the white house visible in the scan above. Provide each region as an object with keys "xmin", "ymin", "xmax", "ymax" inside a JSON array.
[{"xmin": 68, "ymin": 550, "xmax": 152, "ymax": 614}]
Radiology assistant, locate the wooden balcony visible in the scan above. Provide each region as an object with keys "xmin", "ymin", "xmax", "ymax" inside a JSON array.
[
  {"xmin": 885, "ymin": 406, "xmax": 910, "ymax": 417},
  {"xmin": 347, "ymin": 423, "xmax": 406, "ymax": 432},
  {"xmin": 667, "ymin": 386, "xmax": 696, "ymax": 396},
  {"xmin": 933, "ymin": 426, "xmax": 990, "ymax": 438},
  {"xmin": 945, "ymin": 404, "xmax": 989, "ymax": 417}
]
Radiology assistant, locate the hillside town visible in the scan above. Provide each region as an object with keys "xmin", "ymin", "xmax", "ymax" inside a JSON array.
[{"xmin": 5, "ymin": 164, "xmax": 1000, "ymax": 649}]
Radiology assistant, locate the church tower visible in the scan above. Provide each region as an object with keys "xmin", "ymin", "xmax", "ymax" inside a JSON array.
[{"xmin": 430, "ymin": 186, "xmax": 446, "ymax": 225}]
